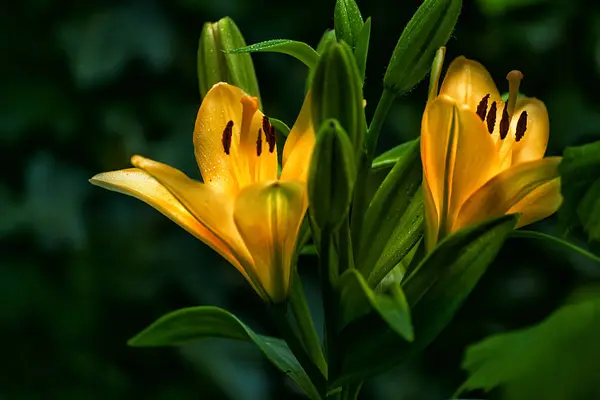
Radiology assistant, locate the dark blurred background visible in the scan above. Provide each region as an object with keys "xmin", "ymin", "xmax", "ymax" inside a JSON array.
[{"xmin": 2, "ymin": 0, "xmax": 600, "ymax": 398}]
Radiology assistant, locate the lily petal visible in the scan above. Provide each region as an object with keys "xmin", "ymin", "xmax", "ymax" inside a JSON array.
[
  {"xmin": 89, "ymin": 168, "xmax": 241, "ymax": 270},
  {"xmin": 421, "ymin": 95, "xmax": 500, "ymax": 238},
  {"xmin": 233, "ymin": 180, "xmax": 307, "ymax": 303},
  {"xmin": 194, "ymin": 83, "xmax": 246, "ymax": 193},
  {"xmin": 193, "ymin": 83, "xmax": 278, "ymax": 193},
  {"xmin": 281, "ymin": 92, "xmax": 315, "ymax": 182},
  {"xmin": 508, "ymin": 178, "xmax": 562, "ymax": 228},
  {"xmin": 439, "ymin": 56, "xmax": 503, "ymax": 112},
  {"xmin": 130, "ymin": 155, "xmax": 255, "ymax": 265},
  {"xmin": 423, "ymin": 177, "xmax": 440, "ymax": 252},
  {"xmin": 454, "ymin": 157, "xmax": 562, "ymax": 231},
  {"xmin": 510, "ymin": 97, "xmax": 550, "ymax": 165}
]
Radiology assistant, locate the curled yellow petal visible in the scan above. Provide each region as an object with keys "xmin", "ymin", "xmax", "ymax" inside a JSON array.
[
  {"xmin": 508, "ymin": 178, "xmax": 562, "ymax": 228},
  {"xmin": 439, "ymin": 56, "xmax": 503, "ymax": 112},
  {"xmin": 89, "ymin": 168, "xmax": 241, "ymax": 270},
  {"xmin": 421, "ymin": 95, "xmax": 500, "ymax": 238},
  {"xmin": 454, "ymin": 157, "xmax": 562, "ymax": 231},
  {"xmin": 194, "ymin": 83, "xmax": 277, "ymax": 193},
  {"xmin": 233, "ymin": 180, "xmax": 307, "ymax": 303},
  {"xmin": 510, "ymin": 97, "xmax": 550, "ymax": 165},
  {"xmin": 281, "ymin": 92, "xmax": 315, "ymax": 182},
  {"xmin": 130, "ymin": 155, "xmax": 254, "ymax": 264}
]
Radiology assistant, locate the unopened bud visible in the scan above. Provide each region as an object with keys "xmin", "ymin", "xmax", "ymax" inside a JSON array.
[
  {"xmin": 308, "ymin": 119, "xmax": 356, "ymax": 230},
  {"xmin": 334, "ymin": 0, "xmax": 364, "ymax": 48},
  {"xmin": 310, "ymin": 42, "xmax": 365, "ymax": 158},
  {"xmin": 384, "ymin": 0, "xmax": 462, "ymax": 96},
  {"xmin": 198, "ymin": 17, "xmax": 261, "ymax": 105}
]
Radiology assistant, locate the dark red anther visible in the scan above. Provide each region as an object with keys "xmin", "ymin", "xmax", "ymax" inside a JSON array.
[
  {"xmin": 515, "ymin": 111, "xmax": 528, "ymax": 142},
  {"xmin": 499, "ymin": 104, "xmax": 510, "ymax": 140},
  {"xmin": 486, "ymin": 101, "xmax": 497, "ymax": 134},
  {"xmin": 268, "ymin": 125, "xmax": 276, "ymax": 153},
  {"xmin": 476, "ymin": 94, "xmax": 490, "ymax": 121},
  {"xmin": 256, "ymin": 128, "xmax": 263, "ymax": 156},
  {"xmin": 222, "ymin": 120, "xmax": 234, "ymax": 155},
  {"xmin": 262, "ymin": 115, "xmax": 271, "ymax": 137}
]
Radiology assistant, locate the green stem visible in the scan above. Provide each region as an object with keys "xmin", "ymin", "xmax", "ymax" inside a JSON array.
[
  {"xmin": 352, "ymin": 88, "xmax": 396, "ymax": 257},
  {"xmin": 319, "ymin": 227, "xmax": 339, "ymax": 386},
  {"xmin": 511, "ymin": 230, "xmax": 600, "ymax": 264},
  {"xmin": 270, "ymin": 303, "xmax": 327, "ymax": 398},
  {"xmin": 350, "ymin": 153, "xmax": 371, "ymax": 259},
  {"xmin": 341, "ymin": 381, "xmax": 363, "ymax": 400},
  {"xmin": 290, "ymin": 271, "xmax": 328, "ymax": 376},
  {"xmin": 366, "ymin": 88, "xmax": 396, "ymax": 161}
]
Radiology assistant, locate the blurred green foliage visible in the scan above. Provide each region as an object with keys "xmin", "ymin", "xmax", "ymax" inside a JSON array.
[{"xmin": 2, "ymin": 0, "xmax": 600, "ymax": 398}]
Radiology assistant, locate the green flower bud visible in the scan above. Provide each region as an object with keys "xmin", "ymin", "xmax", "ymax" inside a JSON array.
[
  {"xmin": 310, "ymin": 42, "xmax": 365, "ymax": 159},
  {"xmin": 316, "ymin": 29, "xmax": 337, "ymax": 55},
  {"xmin": 305, "ymin": 30, "xmax": 337, "ymax": 93},
  {"xmin": 383, "ymin": 0, "xmax": 462, "ymax": 96},
  {"xmin": 309, "ymin": 119, "xmax": 356, "ymax": 230},
  {"xmin": 334, "ymin": 0, "xmax": 364, "ymax": 48},
  {"xmin": 197, "ymin": 17, "xmax": 261, "ymax": 105}
]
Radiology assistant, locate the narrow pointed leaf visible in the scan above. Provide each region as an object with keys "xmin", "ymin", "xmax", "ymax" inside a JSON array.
[
  {"xmin": 371, "ymin": 138, "xmax": 420, "ymax": 171},
  {"xmin": 337, "ymin": 214, "xmax": 518, "ymax": 384},
  {"xmin": 226, "ymin": 39, "xmax": 319, "ymax": 69},
  {"xmin": 129, "ymin": 306, "xmax": 321, "ymax": 399},
  {"xmin": 354, "ymin": 17, "xmax": 371, "ymax": 81},
  {"xmin": 338, "ymin": 269, "xmax": 413, "ymax": 342},
  {"xmin": 357, "ymin": 139, "xmax": 422, "ymax": 278},
  {"xmin": 368, "ymin": 189, "xmax": 424, "ymax": 287}
]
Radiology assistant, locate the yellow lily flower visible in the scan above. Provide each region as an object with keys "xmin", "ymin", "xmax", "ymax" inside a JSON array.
[
  {"xmin": 422, "ymin": 56, "xmax": 562, "ymax": 250},
  {"xmin": 90, "ymin": 83, "xmax": 315, "ymax": 303}
]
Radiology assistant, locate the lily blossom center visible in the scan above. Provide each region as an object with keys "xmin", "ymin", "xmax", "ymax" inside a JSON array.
[
  {"xmin": 90, "ymin": 83, "xmax": 316, "ymax": 303},
  {"xmin": 421, "ymin": 55, "xmax": 562, "ymax": 250}
]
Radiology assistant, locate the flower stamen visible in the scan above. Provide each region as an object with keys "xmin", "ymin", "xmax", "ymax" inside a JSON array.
[
  {"xmin": 256, "ymin": 128, "xmax": 263, "ymax": 156},
  {"xmin": 476, "ymin": 94, "xmax": 490, "ymax": 121},
  {"xmin": 262, "ymin": 116, "xmax": 276, "ymax": 153},
  {"xmin": 222, "ymin": 120, "xmax": 234, "ymax": 155},
  {"xmin": 515, "ymin": 111, "xmax": 528, "ymax": 142},
  {"xmin": 268, "ymin": 125, "xmax": 276, "ymax": 153},
  {"xmin": 499, "ymin": 104, "xmax": 510, "ymax": 140},
  {"xmin": 486, "ymin": 101, "xmax": 497, "ymax": 134}
]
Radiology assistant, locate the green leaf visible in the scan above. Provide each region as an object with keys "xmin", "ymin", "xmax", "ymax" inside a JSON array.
[
  {"xmin": 353, "ymin": 17, "xmax": 371, "ymax": 81},
  {"xmin": 338, "ymin": 269, "xmax": 413, "ymax": 342},
  {"xmin": 316, "ymin": 30, "xmax": 336, "ymax": 55},
  {"xmin": 269, "ymin": 117, "xmax": 290, "ymax": 138},
  {"xmin": 334, "ymin": 0, "xmax": 364, "ymax": 48},
  {"xmin": 458, "ymin": 292, "xmax": 600, "ymax": 399},
  {"xmin": 299, "ymin": 244, "xmax": 318, "ymax": 256},
  {"xmin": 368, "ymin": 189, "xmax": 424, "ymax": 287},
  {"xmin": 226, "ymin": 39, "xmax": 319, "ymax": 69},
  {"xmin": 559, "ymin": 141, "xmax": 600, "ymax": 241},
  {"xmin": 371, "ymin": 138, "xmax": 420, "ymax": 171},
  {"xmin": 337, "ymin": 214, "xmax": 517, "ymax": 384},
  {"xmin": 356, "ymin": 139, "xmax": 422, "ymax": 282},
  {"xmin": 129, "ymin": 306, "xmax": 321, "ymax": 399},
  {"xmin": 511, "ymin": 230, "xmax": 600, "ymax": 264}
]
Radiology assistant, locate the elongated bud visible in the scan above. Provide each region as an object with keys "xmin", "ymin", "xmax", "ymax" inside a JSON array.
[
  {"xmin": 310, "ymin": 42, "xmax": 365, "ymax": 158},
  {"xmin": 198, "ymin": 17, "xmax": 261, "ymax": 105},
  {"xmin": 309, "ymin": 119, "xmax": 356, "ymax": 230},
  {"xmin": 334, "ymin": 0, "xmax": 364, "ymax": 48},
  {"xmin": 305, "ymin": 30, "xmax": 337, "ymax": 93},
  {"xmin": 384, "ymin": 0, "xmax": 462, "ymax": 96}
]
